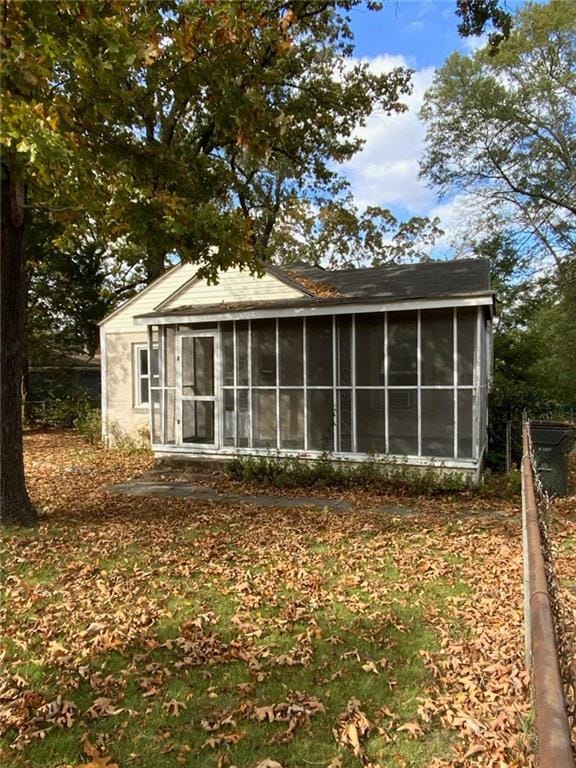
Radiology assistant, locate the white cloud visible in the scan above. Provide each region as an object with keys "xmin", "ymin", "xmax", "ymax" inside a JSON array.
[
  {"xmin": 461, "ymin": 34, "xmax": 488, "ymax": 54},
  {"xmin": 427, "ymin": 192, "xmax": 506, "ymax": 257},
  {"xmin": 427, "ymin": 195, "xmax": 474, "ymax": 254},
  {"xmin": 341, "ymin": 55, "xmax": 437, "ymax": 214}
]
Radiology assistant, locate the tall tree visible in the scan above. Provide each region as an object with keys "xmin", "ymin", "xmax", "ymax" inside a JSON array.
[
  {"xmin": 88, "ymin": 4, "xmax": 413, "ymax": 281},
  {"xmin": 26, "ymin": 214, "xmax": 145, "ymax": 363},
  {"xmin": 1, "ymin": 0, "xmax": 514, "ymax": 526},
  {"xmin": 267, "ymin": 195, "xmax": 442, "ymax": 267},
  {"xmin": 528, "ymin": 260, "xmax": 576, "ymax": 403},
  {"xmin": 419, "ymin": 0, "xmax": 576, "ymax": 275}
]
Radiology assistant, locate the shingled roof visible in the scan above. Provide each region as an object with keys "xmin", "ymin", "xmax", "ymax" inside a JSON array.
[
  {"xmin": 275, "ymin": 258, "xmax": 491, "ymax": 300},
  {"xmin": 137, "ymin": 258, "xmax": 492, "ymax": 319}
]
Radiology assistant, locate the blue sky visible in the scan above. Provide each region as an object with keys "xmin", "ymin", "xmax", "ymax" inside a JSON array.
[
  {"xmin": 337, "ymin": 0, "xmax": 526, "ymax": 255},
  {"xmin": 350, "ymin": 0, "xmax": 478, "ymax": 66}
]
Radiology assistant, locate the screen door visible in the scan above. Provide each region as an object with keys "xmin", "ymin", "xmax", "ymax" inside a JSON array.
[{"xmin": 177, "ymin": 333, "xmax": 218, "ymax": 447}]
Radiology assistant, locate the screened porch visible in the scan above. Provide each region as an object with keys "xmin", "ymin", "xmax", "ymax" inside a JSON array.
[{"xmin": 144, "ymin": 305, "xmax": 490, "ymax": 468}]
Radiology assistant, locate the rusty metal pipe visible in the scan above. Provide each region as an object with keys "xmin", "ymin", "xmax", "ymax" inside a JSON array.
[{"xmin": 522, "ymin": 423, "xmax": 574, "ymax": 767}]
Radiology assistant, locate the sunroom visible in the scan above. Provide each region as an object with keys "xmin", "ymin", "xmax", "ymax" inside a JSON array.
[{"xmin": 126, "ymin": 260, "xmax": 493, "ymax": 480}]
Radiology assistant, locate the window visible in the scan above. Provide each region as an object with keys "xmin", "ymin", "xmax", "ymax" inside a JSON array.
[{"xmin": 134, "ymin": 345, "xmax": 159, "ymax": 407}]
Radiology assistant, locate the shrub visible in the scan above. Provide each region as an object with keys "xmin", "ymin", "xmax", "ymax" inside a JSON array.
[
  {"xmin": 74, "ymin": 407, "xmax": 102, "ymax": 444},
  {"xmin": 226, "ymin": 452, "xmax": 470, "ymax": 496},
  {"xmin": 25, "ymin": 389, "xmax": 98, "ymax": 429},
  {"xmin": 478, "ymin": 467, "xmax": 522, "ymax": 500}
]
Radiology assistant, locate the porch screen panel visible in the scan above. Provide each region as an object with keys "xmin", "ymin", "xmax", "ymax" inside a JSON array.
[
  {"xmin": 164, "ymin": 389, "xmax": 176, "ymax": 444},
  {"xmin": 421, "ymin": 389, "xmax": 454, "ymax": 457},
  {"xmin": 306, "ymin": 317, "xmax": 333, "ymax": 386},
  {"xmin": 252, "ymin": 319, "xmax": 276, "ymax": 386},
  {"xmin": 279, "ymin": 318, "xmax": 303, "ymax": 386},
  {"xmin": 151, "ymin": 389, "xmax": 162, "ymax": 444},
  {"xmin": 237, "ymin": 388, "xmax": 249, "ymax": 447},
  {"xmin": 388, "ymin": 313, "xmax": 417, "ymax": 386},
  {"xmin": 388, "ymin": 390, "xmax": 418, "ymax": 456},
  {"xmin": 182, "ymin": 400, "xmax": 214, "ymax": 444},
  {"xmin": 479, "ymin": 315, "xmax": 488, "ymax": 457},
  {"xmin": 236, "ymin": 321, "xmax": 249, "ymax": 386},
  {"xmin": 253, "ymin": 389, "xmax": 277, "ymax": 448},
  {"xmin": 355, "ymin": 314, "xmax": 384, "ymax": 386},
  {"xmin": 356, "ymin": 390, "xmax": 385, "ymax": 453},
  {"xmin": 165, "ymin": 327, "xmax": 176, "ymax": 387},
  {"xmin": 223, "ymin": 389, "xmax": 235, "ymax": 446},
  {"xmin": 457, "ymin": 308, "xmax": 476, "ymax": 386},
  {"xmin": 148, "ymin": 326, "xmax": 161, "ymax": 444},
  {"xmin": 337, "ymin": 389, "xmax": 352, "ymax": 452},
  {"xmin": 307, "ymin": 390, "xmax": 334, "ymax": 451},
  {"xmin": 181, "ymin": 337, "xmax": 193, "ymax": 394},
  {"xmin": 147, "ymin": 326, "xmax": 176, "ymax": 446},
  {"xmin": 222, "ymin": 322, "xmax": 234, "ymax": 386},
  {"xmin": 280, "ymin": 390, "xmax": 304, "ymax": 449},
  {"xmin": 421, "ymin": 309, "xmax": 453, "ymax": 385},
  {"xmin": 457, "ymin": 389, "xmax": 473, "ymax": 458},
  {"xmin": 161, "ymin": 327, "xmax": 176, "ymax": 443},
  {"xmin": 182, "ymin": 336, "xmax": 214, "ymax": 396},
  {"xmin": 337, "ymin": 316, "xmax": 352, "ymax": 386}
]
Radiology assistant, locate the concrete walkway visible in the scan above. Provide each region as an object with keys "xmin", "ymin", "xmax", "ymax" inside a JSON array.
[
  {"xmin": 105, "ymin": 479, "xmax": 358, "ymax": 511},
  {"xmin": 103, "ymin": 469, "xmax": 510, "ymax": 519},
  {"xmin": 104, "ymin": 478, "xmax": 510, "ymax": 519}
]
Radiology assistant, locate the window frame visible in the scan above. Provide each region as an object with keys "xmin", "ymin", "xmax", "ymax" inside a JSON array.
[{"xmin": 133, "ymin": 343, "xmax": 158, "ymax": 409}]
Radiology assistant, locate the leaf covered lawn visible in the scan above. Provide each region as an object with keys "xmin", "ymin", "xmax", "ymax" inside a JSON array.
[{"xmin": 1, "ymin": 431, "xmax": 539, "ymax": 767}]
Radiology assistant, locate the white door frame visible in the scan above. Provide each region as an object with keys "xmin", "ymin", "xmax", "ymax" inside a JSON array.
[{"xmin": 176, "ymin": 330, "xmax": 220, "ymax": 449}]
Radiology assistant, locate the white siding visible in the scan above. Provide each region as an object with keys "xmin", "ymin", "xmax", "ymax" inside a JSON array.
[
  {"xmin": 102, "ymin": 265, "xmax": 304, "ymax": 332},
  {"xmin": 159, "ymin": 267, "xmax": 304, "ymax": 310},
  {"xmin": 103, "ymin": 331, "xmax": 150, "ymax": 442},
  {"xmin": 102, "ymin": 263, "xmax": 196, "ymax": 332}
]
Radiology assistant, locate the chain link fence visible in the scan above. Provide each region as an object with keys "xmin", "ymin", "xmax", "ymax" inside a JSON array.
[{"xmin": 524, "ymin": 423, "xmax": 575, "ymax": 761}]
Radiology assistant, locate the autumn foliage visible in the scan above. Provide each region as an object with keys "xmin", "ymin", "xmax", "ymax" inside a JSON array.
[{"xmin": 1, "ymin": 432, "xmax": 575, "ymax": 766}]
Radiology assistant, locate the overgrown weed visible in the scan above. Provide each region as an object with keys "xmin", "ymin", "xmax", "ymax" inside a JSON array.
[{"xmin": 226, "ymin": 452, "xmax": 471, "ymax": 497}]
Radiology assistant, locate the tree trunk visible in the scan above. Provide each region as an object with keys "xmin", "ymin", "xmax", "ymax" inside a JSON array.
[{"xmin": 1, "ymin": 165, "xmax": 38, "ymax": 527}]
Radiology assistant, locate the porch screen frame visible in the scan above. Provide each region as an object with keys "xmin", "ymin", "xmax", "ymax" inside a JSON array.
[
  {"xmin": 149, "ymin": 305, "xmax": 488, "ymax": 464},
  {"xmin": 216, "ymin": 307, "xmax": 484, "ymax": 461}
]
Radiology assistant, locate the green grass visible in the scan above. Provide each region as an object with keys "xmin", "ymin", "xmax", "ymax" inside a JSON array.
[
  {"xmin": 2, "ymin": 446, "xmax": 484, "ymax": 768},
  {"xmin": 2, "ymin": 549, "xmax": 461, "ymax": 768}
]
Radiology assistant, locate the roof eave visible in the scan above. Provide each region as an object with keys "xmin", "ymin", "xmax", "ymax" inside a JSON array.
[{"xmin": 134, "ymin": 291, "xmax": 495, "ymax": 325}]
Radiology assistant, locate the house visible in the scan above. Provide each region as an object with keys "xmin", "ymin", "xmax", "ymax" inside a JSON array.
[
  {"xmin": 26, "ymin": 352, "xmax": 101, "ymax": 426},
  {"xmin": 99, "ymin": 258, "xmax": 493, "ymax": 481}
]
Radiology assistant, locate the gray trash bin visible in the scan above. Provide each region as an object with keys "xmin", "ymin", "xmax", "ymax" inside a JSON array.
[{"xmin": 530, "ymin": 421, "xmax": 575, "ymax": 497}]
